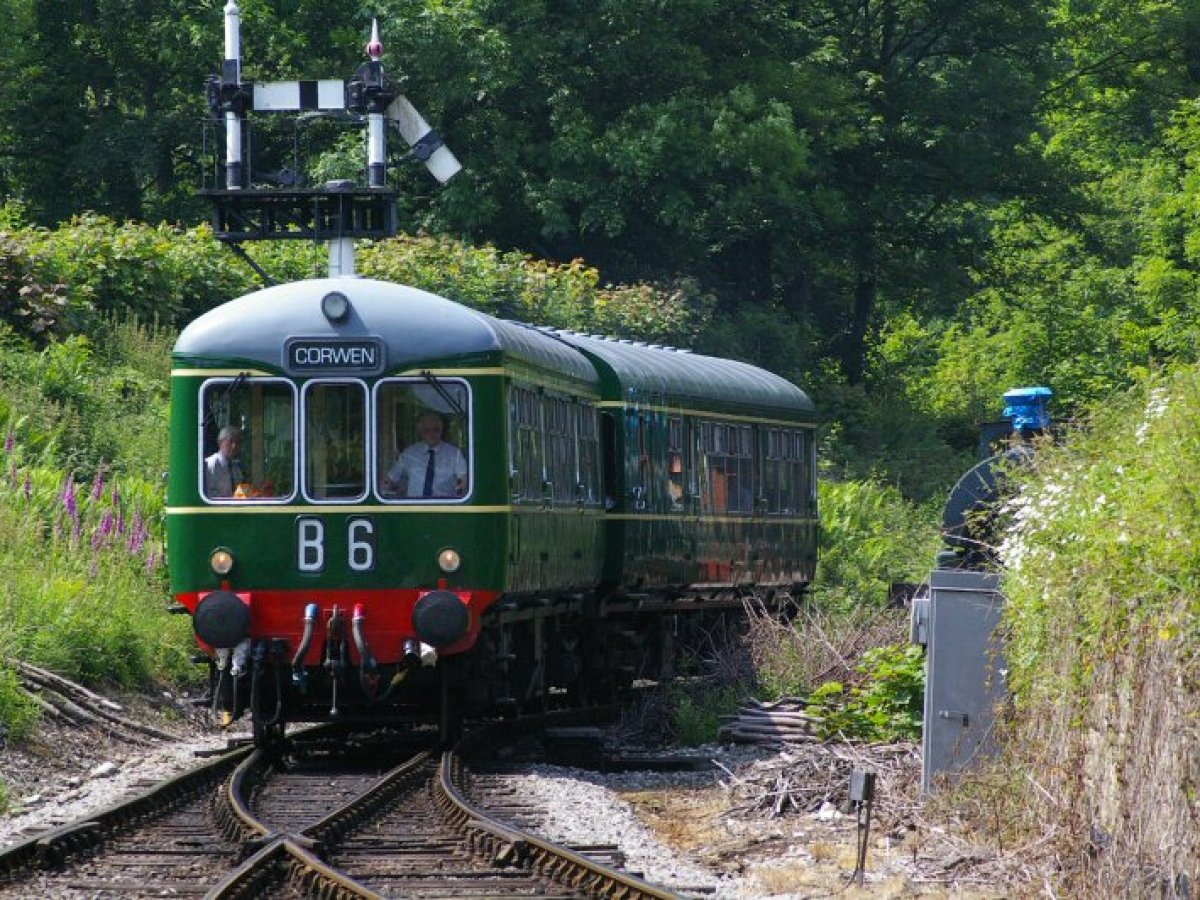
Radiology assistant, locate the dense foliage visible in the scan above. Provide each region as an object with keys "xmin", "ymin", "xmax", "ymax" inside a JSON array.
[
  {"xmin": 996, "ymin": 370, "xmax": 1200, "ymax": 890},
  {"xmin": 4, "ymin": 0, "xmax": 1200, "ymax": 863},
  {"xmin": 0, "ymin": 0, "xmax": 1050, "ymax": 452},
  {"xmin": 5, "ymin": 0, "xmax": 1197, "ymax": 503}
]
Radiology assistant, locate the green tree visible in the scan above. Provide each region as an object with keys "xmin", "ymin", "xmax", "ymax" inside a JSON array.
[{"xmin": 379, "ymin": 0, "xmax": 1054, "ymax": 384}]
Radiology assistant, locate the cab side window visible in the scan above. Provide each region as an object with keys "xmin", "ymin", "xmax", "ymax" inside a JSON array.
[
  {"xmin": 375, "ymin": 379, "xmax": 471, "ymax": 501},
  {"xmin": 199, "ymin": 378, "xmax": 295, "ymax": 502}
]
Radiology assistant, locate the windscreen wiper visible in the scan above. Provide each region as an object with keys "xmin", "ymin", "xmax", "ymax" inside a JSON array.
[{"xmin": 421, "ymin": 370, "xmax": 465, "ymax": 416}]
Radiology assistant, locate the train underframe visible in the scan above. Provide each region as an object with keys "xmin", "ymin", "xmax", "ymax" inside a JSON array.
[{"xmin": 205, "ymin": 585, "xmax": 801, "ymax": 746}]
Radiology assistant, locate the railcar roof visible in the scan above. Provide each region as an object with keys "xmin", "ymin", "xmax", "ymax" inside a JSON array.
[
  {"xmin": 541, "ymin": 329, "xmax": 816, "ymax": 421},
  {"xmin": 173, "ymin": 277, "xmax": 598, "ymax": 384}
]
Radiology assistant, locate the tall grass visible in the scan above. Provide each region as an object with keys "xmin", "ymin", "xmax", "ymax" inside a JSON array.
[{"xmin": 0, "ymin": 445, "xmax": 192, "ymax": 688}]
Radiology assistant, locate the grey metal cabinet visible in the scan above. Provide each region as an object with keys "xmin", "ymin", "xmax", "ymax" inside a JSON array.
[{"xmin": 912, "ymin": 569, "xmax": 1006, "ymax": 791}]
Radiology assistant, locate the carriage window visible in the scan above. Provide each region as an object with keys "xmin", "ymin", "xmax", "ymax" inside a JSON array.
[
  {"xmin": 575, "ymin": 402, "xmax": 601, "ymax": 506},
  {"xmin": 509, "ymin": 385, "xmax": 542, "ymax": 501},
  {"xmin": 701, "ymin": 421, "xmax": 753, "ymax": 514},
  {"xmin": 545, "ymin": 394, "xmax": 575, "ymax": 503},
  {"xmin": 667, "ymin": 417, "xmax": 685, "ymax": 511},
  {"xmin": 375, "ymin": 379, "xmax": 471, "ymax": 500},
  {"xmin": 304, "ymin": 381, "xmax": 366, "ymax": 501},
  {"xmin": 200, "ymin": 378, "xmax": 295, "ymax": 502},
  {"xmin": 763, "ymin": 427, "xmax": 808, "ymax": 515}
]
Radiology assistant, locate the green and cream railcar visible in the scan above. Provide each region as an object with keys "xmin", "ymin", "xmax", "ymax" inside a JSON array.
[{"xmin": 167, "ymin": 276, "xmax": 818, "ymax": 736}]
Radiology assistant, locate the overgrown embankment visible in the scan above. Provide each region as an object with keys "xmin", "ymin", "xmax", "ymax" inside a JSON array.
[
  {"xmin": 997, "ymin": 369, "xmax": 1200, "ymax": 892},
  {"xmin": 0, "ymin": 214, "xmax": 944, "ymax": 796}
]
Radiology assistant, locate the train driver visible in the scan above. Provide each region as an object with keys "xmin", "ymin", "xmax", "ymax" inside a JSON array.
[
  {"xmin": 382, "ymin": 411, "xmax": 467, "ymax": 498},
  {"xmin": 204, "ymin": 424, "xmax": 244, "ymax": 498}
]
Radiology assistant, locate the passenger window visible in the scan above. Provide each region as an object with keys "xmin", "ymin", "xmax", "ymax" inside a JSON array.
[
  {"xmin": 763, "ymin": 428, "xmax": 808, "ymax": 515},
  {"xmin": 200, "ymin": 378, "xmax": 295, "ymax": 502},
  {"xmin": 545, "ymin": 394, "xmax": 574, "ymax": 503},
  {"xmin": 304, "ymin": 381, "xmax": 366, "ymax": 501},
  {"xmin": 667, "ymin": 417, "xmax": 684, "ymax": 511},
  {"xmin": 376, "ymin": 379, "xmax": 471, "ymax": 500},
  {"xmin": 575, "ymin": 402, "xmax": 601, "ymax": 506},
  {"xmin": 701, "ymin": 421, "xmax": 753, "ymax": 514},
  {"xmin": 508, "ymin": 386, "xmax": 541, "ymax": 502}
]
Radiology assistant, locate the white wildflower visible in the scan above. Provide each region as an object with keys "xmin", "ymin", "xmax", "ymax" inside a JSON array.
[{"xmin": 1135, "ymin": 386, "xmax": 1171, "ymax": 445}]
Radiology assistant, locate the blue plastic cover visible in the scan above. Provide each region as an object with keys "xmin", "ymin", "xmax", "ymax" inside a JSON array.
[{"xmin": 1002, "ymin": 386, "xmax": 1053, "ymax": 431}]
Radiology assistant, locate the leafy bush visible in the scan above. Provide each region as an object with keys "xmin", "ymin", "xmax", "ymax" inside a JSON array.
[
  {"xmin": 21, "ymin": 216, "xmax": 251, "ymax": 327},
  {"xmin": 0, "ymin": 232, "xmax": 86, "ymax": 340},
  {"xmin": 803, "ymin": 644, "xmax": 925, "ymax": 742},
  {"xmin": 359, "ymin": 235, "xmax": 712, "ymax": 344},
  {"xmin": 813, "ymin": 478, "xmax": 941, "ymax": 612},
  {"xmin": 670, "ymin": 683, "xmax": 742, "ymax": 747}
]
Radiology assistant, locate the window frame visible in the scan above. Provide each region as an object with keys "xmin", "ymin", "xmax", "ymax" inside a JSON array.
[
  {"xmin": 372, "ymin": 377, "xmax": 474, "ymax": 504},
  {"xmin": 300, "ymin": 377, "xmax": 371, "ymax": 505},
  {"xmin": 197, "ymin": 376, "xmax": 297, "ymax": 505}
]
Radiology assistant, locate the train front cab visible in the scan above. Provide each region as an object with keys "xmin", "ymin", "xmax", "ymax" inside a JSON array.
[{"xmin": 169, "ymin": 369, "xmax": 508, "ymax": 730}]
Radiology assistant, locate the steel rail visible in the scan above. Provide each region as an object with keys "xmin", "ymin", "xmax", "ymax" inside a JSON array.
[
  {"xmin": 206, "ymin": 835, "xmax": 388, "ymax": 900},
  {"xmin": 0, "ymin": 741, "xmax": 254, "ymax": 880},
  {"xmin": 437, "ymin": 727, "xmax": 682, "ymax": 900},
  {"xmin": 299, "ymin": 747, "xmax": 434, "ymax": 846},
  {"xmin": 208, "ymin": 744, "xmax": 435, "ymax": 898}
]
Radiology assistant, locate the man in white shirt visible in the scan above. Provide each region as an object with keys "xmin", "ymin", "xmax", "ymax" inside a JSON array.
[
  {"xmin": 383, "ymin": 412, "xmax": 467, "ymax": 498},
  {"xmin": 204, "ymin": 425, "xmax": 244, "ymax": 498}
]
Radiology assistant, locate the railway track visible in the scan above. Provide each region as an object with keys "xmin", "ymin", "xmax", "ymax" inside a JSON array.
[{"xmin": 0, "ymin": 717, "xmax": 683, "ymax": 898}]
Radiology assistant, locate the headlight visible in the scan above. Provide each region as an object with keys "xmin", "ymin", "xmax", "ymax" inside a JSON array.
[
  {"xmin": 437, "ymin": 548, "xmax": 461, "ymax": 573},
  {"xmin": 210, "ymin": 548, "xmax": 235, "ymax": 576}
]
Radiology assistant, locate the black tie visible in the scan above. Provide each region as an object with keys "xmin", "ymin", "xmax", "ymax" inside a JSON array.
[{"xmin": 422, "ymin": 447, "xmax": 436, "ymax": 497}]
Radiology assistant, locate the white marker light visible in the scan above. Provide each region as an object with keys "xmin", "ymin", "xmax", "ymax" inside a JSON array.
[
  {"xmin": 210, "ymin": 548, "xmax": 235, "ymax": 576},
  {"xmin": 437, "ymin": 548, "xmax": 462, "ymax": 573}
]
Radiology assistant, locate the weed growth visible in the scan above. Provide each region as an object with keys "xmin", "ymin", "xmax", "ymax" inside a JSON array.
[
  {"xmin": 670, "ymin": 684, "xmax": 742, "ymax": 747},
  {"xmin": 990, "ymin": 368, "xmax": 1200, "ymax": 891},
  {"xmin": 813, "ymin": 478, "xmax": 941, "ymax": 612},
  {"xmin": 802, "ymin": 644, "xmax": 924, "ymax": 741},
  {"xmin": 0, "ymin": 435, "xmax": 193, "ymax": 698}
]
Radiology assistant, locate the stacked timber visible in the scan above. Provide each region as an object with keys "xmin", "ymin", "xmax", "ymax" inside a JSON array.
[{"xmin": 718, "ymin": 697, "xmax": 821, "ymax": 745}]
